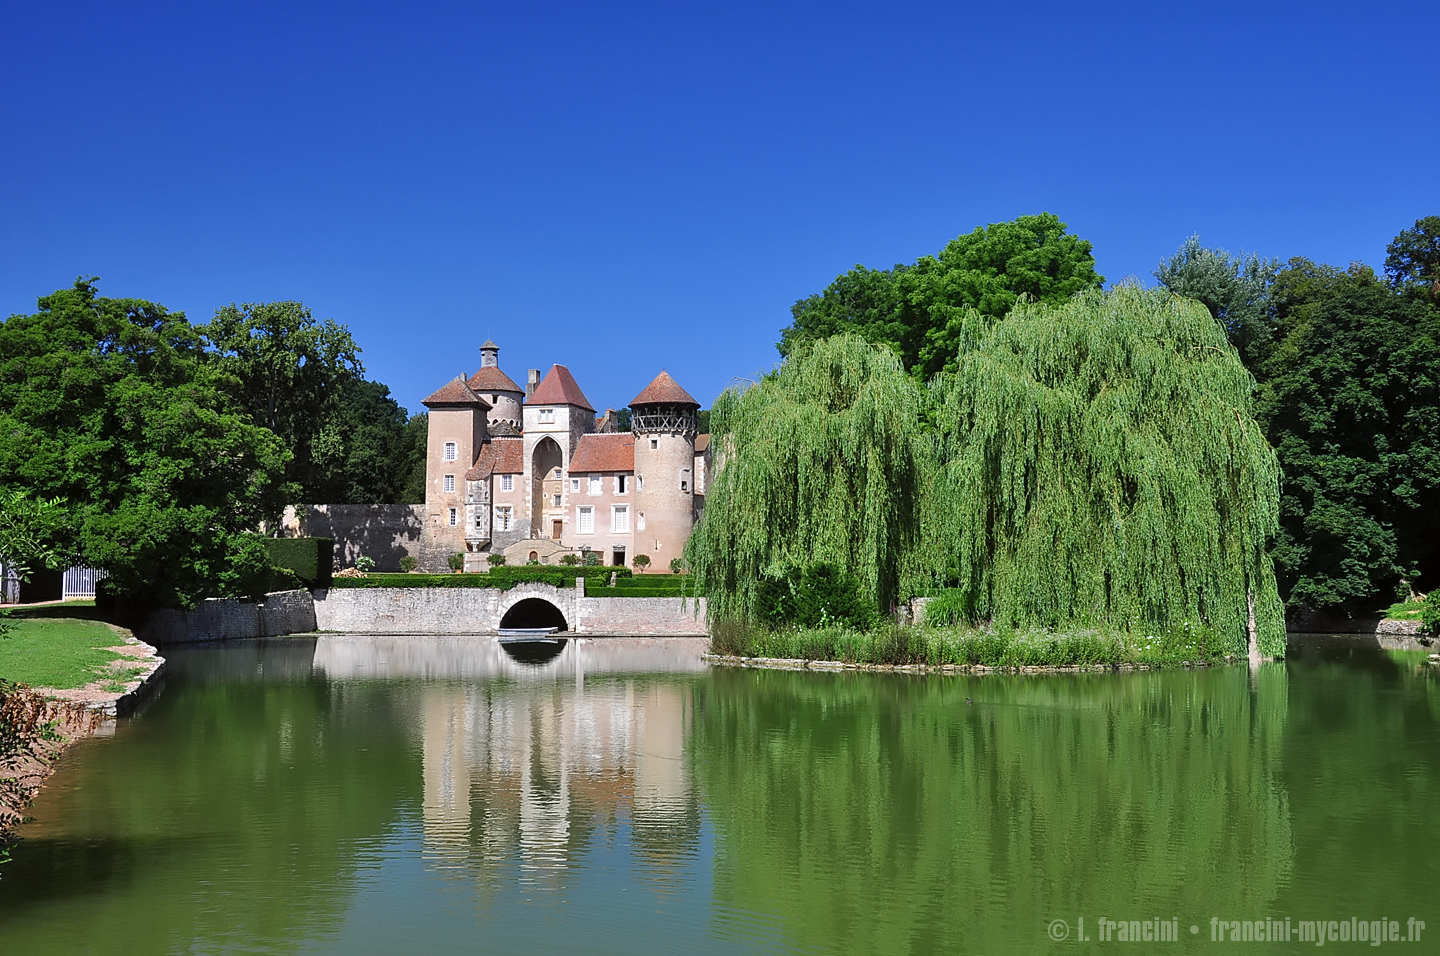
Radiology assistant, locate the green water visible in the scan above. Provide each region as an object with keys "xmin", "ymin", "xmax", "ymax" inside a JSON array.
[{"xmin": 2, "ymin": 636, "xmax": 1437, "ymax": 954}]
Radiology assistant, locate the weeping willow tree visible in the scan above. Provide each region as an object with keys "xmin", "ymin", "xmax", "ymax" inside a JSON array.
[
  {"xmin": 686, "ymin": 334, "xmax": 928, "ymax": 621},
  {"xmin": 928, "ymin": 285, "xmax": 1285, "ymax": 655}
]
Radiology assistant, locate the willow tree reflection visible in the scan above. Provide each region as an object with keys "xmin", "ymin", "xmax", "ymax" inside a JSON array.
[{"xmin": 691, "ymin": 666, "xmax": 1292, "ymax": 954}]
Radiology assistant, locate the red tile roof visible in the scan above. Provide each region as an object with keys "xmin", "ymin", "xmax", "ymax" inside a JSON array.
[
  {"xmin": 422, "ymin": 377, "xmax": 490, "ymax": 408},
  {"xmin": 630, "ymin": 370, "xmax": 699, "ymax": 407},
  {"xmin": 568, "ymin": 433, "xmax": 635, "ymax": 473},
  {"xmin": 529, "ymin": 365, "xmax": 594, "ymax": 411},
  {"xmin": 467, "ymin": 366, "xmax": 524, "ymax": 394},
  {"xmin": 465, "ymin": 437, "xmax": 524, "ymax": 480}
]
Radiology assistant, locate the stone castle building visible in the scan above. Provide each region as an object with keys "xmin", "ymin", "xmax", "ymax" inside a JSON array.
[{"xmin": 419, "ymin": 341, "xmax": 710, "ymax": 571}]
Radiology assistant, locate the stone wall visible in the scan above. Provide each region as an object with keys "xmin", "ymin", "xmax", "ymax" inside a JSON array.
[
  {"xmin": 576, "ymin": 595, "xmax": 707, "ymax": 636},
  {"xmin": 312, "ymin": 584, "xmax": 707, "ymax": 636},
  {"xmin": 279, "ymin": 504, "xmax": 424, "ymax": 571},
  {"xmin": 137, "ymin": 590, "xmax": 318, "ymax": 645}
]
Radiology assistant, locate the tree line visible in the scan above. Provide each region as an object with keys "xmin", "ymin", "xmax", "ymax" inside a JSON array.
[
  {"xmin": 0, "ymin": 281, "xmax": 426, "ymax": 609},
  {"xmin": 696, "ymin": 214, "xmax": 1439, "ymax": 634}
]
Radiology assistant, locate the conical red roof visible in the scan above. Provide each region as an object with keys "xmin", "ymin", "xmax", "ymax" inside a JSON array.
[
  {"xmin": 467, "ymin": 366, "xmax": 523, "ymax": 394},
  {"xmin": 630, "ymin": 370, "xmax": 699, "ymax": 407},
  {"xmin": 528, "ymin": 365, "xmax": 594, "ymax": 411},
  {"xmin": 422, "ymin": 377, "xmax": 490, "ymax": 408}
]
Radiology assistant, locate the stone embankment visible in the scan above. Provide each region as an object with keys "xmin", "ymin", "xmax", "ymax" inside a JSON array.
[
  {"xmin": 33, "ymin": 625, "xmax": 167, "ymax": 719},
  {"xmin": 701, "ymin": 654, "xmax": 1221, "ymax": 675},
  {"xmin": 132, "ymin": 584, "xmax": 707, "ymax": 642}
]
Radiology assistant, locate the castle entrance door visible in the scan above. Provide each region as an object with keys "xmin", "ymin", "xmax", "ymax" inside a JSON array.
[{"xmin": 551, "ymin": 520, "xmax": 562, "ymax": 540}]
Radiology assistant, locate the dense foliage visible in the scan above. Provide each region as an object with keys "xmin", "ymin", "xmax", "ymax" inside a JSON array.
[
  {"xmin": 686, "ymin": 334, "xmax": 928, "ymax": 623},
  {"xmin": 1159, "ymin": 224, "xmax": 1440, "ymax": 615},
  {"xmin": 1259, "ymin": 263, "xmax": 1439, "ymax": 612},
  {"xmin": 205, "ymin": 301, "xmax": 423, "ymax": 504},
  {"xmin": 0, "ymin": 280, "xmax": 289, "ymax": 608},
  {"xmin": 778, "ymin": 213, "xmax": 1103, "ymax": 381},
  {"xmin": 929, "ymin": 287, "xmax": 1284, "ymax": 654},
  {"xmin": 698, "ymin": 287, "xmax": 1285, "ymax": 655},
  {"xmin": 1153, "ymin": 236, "xmax": 1278, "ymax": 366}
]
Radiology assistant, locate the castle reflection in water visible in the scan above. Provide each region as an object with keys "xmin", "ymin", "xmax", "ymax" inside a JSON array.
[{"xmin": 312, "ymin": 636, "xmax": 708, "ymax": 890}]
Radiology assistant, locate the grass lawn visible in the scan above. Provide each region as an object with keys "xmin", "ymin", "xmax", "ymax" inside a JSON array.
[
  {"xmin": 0, "ymin": 617, "xmax": 129, "ymax": 689},
  {"xmin": 1385, "ymin": 599, "xmax": 1426, "ymax": 621}
]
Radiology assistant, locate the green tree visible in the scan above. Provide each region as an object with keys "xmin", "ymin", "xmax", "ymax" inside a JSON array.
[
  {"xmin": 203, "ymin": 301, "xmax": 362, "ymax": 501},
  {"xmin": 687, "ymin": 335, "xmax": 929, "ymax": 622},
  {"xmin": 0, "ymin": 489, "xmax": 65, "ymax": 581},
  {"xmin": 928, "ymin": 286, "xmax": 1285, "ymax": 654},
  {"xmin": 308, "ymin": 379, "xmax": 426, "ymax": 504},
  {"xmin": 1385, "ymin": 215, "xmax": 1440, "ymax": 304},
  {"xmin": 1258, "ymin": 260, "xmax": 1440, "ymax": 613},
  {"xmin": 0, "ymin": 280, "xmax": 289, "ymax": 608},
  {"xmin": 778, "ymin": 213, "xmax": 1103, "ymax": 381},
  {"xmin": 1154, "ymin": 235, "xmax": 1279, "ymax": 366}
]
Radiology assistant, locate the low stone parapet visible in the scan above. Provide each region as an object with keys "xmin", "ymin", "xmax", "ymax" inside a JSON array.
[{"xmin": 137, "ymin": 589, "xmax": 317, "ymax": 644}]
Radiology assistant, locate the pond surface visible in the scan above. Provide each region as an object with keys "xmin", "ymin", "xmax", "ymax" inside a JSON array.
[{"xmin": 2, "ymin": 636, "xmax": 1438, "ymax": 955}]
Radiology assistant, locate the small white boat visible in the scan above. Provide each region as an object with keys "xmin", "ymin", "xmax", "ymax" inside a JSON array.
[{"xmin": 498, "ymin": 627, "xmax": 563, "ymax": 643}]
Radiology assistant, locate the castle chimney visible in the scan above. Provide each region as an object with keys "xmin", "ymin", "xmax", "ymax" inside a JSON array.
[{"xmin": 527, "ymin": 369, "xmax": 540, "ymax": 399}]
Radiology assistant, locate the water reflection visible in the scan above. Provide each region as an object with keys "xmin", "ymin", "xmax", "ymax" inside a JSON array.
[
  {"xmin": 416, "ymin": 671, "xmax": 699, "ymax": 892},
  {"xmin": 4, "ymin": 640, "xmax": 1439, "ymax": 956}
]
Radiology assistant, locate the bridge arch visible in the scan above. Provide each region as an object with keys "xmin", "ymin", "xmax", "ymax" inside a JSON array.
[{"xmin": 497, "ymin": 589, "xmax": 573, "ymax": 631}]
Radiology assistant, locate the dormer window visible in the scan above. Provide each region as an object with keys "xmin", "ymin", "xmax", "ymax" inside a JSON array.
[{"xmin": 539, "ymin": 408, "xmax": 555, "ymax": 424}]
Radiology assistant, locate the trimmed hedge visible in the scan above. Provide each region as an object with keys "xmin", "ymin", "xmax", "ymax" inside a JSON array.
[
  {"xmin": 263, "ymin": 537, "xmax": 333, "ymax": 589},
  {"xmin": 327, "ymin": 565, "xmax": 632, "ymax": 591}
]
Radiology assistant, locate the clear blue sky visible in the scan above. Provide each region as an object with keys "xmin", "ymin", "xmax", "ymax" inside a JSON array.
[{"xmin": 3, "ymin": 1, "xmax": 1435, "ymax": 416}]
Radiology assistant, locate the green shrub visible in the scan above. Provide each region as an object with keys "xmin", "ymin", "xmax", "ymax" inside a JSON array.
[
  {"xmin": 669, "ymin": 557, "xmax": 688, "ymax": 574},
  {"xmin": 1421, "ymin": 597, "xmax": 1440, "ymax": 636},
  {"xmin": 220, "ymin": 535, "xmax": 305, "ymax": 600},
  {"xmin": 756, "ymin": 564, "xmax": 875, "ymax": 630},
  {"xmin": 221, "ymin": 535, "xmax": 279, "ymax": 601},
  {"xmin": 921, "ymin": 589, "xmax": 970, "ymax": 626},
  {"xmin": 559, "ymin": 553, "xmax": 580, "ymax": 566},
  {"xmin": 262, "ymin": 537, "xmax": 334, "ymax": 589},
  {"xmin": 487, "ymin": 552, "xmax": 507, "ymax": 567},
  {"xmin": 325, "ymin": 565, "xmax": 631, "ymax": 591},
  {"xmin": 583, "ymin": 550, "xmax": 601, "ymax": 567},
  {"xmin": 355, "ymin": 555, "xmax": 376, "ymax": 573},
  {"xmin": 447, "ymin": 552, "xmax": 465, "ymax": 571},
  {"xmin": 399, "ymin": 556, "xmax": 418, "ymax": 573},
  {"xmin": 633, "ymin": 554, "xmax": 651, "ymax": 570}
]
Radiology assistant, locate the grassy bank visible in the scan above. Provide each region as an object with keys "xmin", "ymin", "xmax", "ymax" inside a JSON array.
[
  {"xmin": 0, "ymin": 618, "xmax": 131, "ymax": 690},
  {"xmin": 710, "ymin": 620, "xmax": 1235, "ymax": 668}
]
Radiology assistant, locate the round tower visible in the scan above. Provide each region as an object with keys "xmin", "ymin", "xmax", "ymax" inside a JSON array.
[
  {"xmin": 630, "ymin": 371, "xmax": 699, "ymax": 571},
  {"xmin": 467, "ymin": 339, "xmax": 525, "ymax": 431}
]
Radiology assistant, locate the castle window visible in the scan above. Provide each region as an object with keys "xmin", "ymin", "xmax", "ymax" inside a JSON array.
[
  {"xmin": 612, "ymin": 505, "xmax": 629, "ymax": 533},
  {"xmin": 571, "ymin": 478, "xmax": 580, "ymax": 491},
  {"xmin": 615, "ymin": 474, "xmax": 627, "ymax": 494},
  {"xmin": 448, "ymin": 508, "xmax": 457, "ymax": 526},
  {"xmin": 443, "ymin": 442, "xmax": 457, "ymax": 461},
  {"xmin": 637, "ymin": 512, "xmax": 646, "ymax": 532},
  {"xmin": 589, "ymin": 475, "xmax": 601, "ymax": 495},
  {"xmin": 637, "ymin": 475, "xmax": 644, "ymax": 491},
  {"xmin": 443, "ymin": 474, "xmax": 455, "ymax": 492},
  {"xmin": 495, "ymin": 506, "xmax": 513, "ymax": 531},
  {"xmin": 578, "ymin": 506, "xmax": 594, "ymax": 534},
  {"xmin": 500, "ymin": 474, "xmax": 514, "ymax": 492},
  {"xmin": 650, "ymin": 439, "xmax": 658, "ymax": 449},
  {"xmin": 552, "ymin": 493, "xmax": 562, "ymax": 507},
  {"xmin": 680, "ymin": 467, "xmax": 691, "ymax": 492},
  {"xmin": 539, "ymin": 408, "xmax": 555, "ymax": 424}
]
